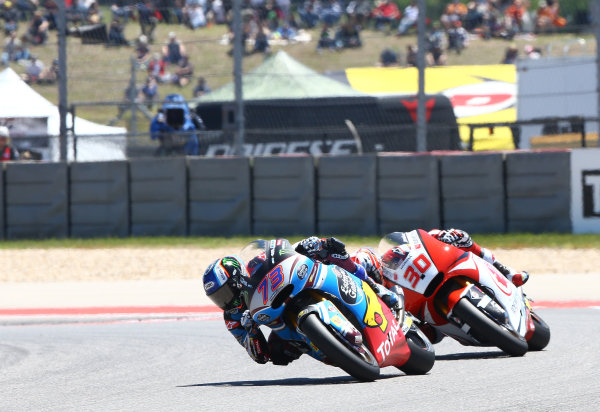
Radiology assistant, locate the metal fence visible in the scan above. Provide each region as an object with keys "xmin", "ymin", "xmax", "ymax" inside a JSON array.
[{"xmin": 6, "ymin": 112, "xmax": 599, "ymax": 162}]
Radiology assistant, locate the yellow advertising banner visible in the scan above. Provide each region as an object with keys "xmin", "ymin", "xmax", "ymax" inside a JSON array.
[{"xmin": 345, "ymin": 65, "xmax": 517, "ymax": 150}]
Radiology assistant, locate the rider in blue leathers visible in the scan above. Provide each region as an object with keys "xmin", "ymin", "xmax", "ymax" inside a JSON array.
[{"xmin": 202, "ymin": 237, "xmax": 403, "ymax": 365}]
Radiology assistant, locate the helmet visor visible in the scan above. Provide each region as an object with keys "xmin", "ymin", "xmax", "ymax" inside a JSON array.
[{"xmin": 207, "ymin": 282, "xmax": 236, "ymax": 310}]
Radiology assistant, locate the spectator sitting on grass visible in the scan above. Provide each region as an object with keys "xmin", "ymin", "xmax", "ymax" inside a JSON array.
[
  {"xmin": 193, "ymin": 76, "xmax": 211, "ymax": 97},
  {"xmin": 135, "ymin": 35, "xmax": 151, "ymax": 65},
  {"xmin": 379, "ymin": 48, "xmax": 398, "ymax": 67},
  {"xmin": 108, "ymin": 18, "xmax": 129, "ymax": 46},
  {"xmin": 26, "ymin": 10, "xmax": 49, "ymax": 45},
  {"xmin": 21, "ymin": 55, "xmax": 44, "ymax": 84},
  {"xmin": 172, "ymin": 54, "xmax": 194, "ymax": 87},
  {"xmin": 38, "ymin": 58, "xmax": 59, "ymax": 84},
  {"xmin": 2, "ymin": 31, "xmax": 29, "ymax": 65},
  {"xmin": 371, "ymin": 0, "xmax": 400, "ymax": 32},
  {"xmin": 140, "ymin": 75, "xmax": 159, "ymax": 108},
  {"xmin": 162, "ymin": 31, "xmax": 186, "ymax": 64}
]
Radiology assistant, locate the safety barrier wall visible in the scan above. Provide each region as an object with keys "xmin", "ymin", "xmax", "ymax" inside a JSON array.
[
  {"xmin": 378, "ymin": 154, "xmax": 440, "ymax": 233},
  {"xmin": 253, "ymin": 156, "xmax": 315, "ymax": 236},
  {"xmin": 0, "ymin": 151, "xmax": 576, "ymax": 239},
  {"xmin": 0, "ymin": 169, "xmax": 3, "ymax": 240},
  {"xmin": 189, "ymin": 157, "xmax": 251, "ymax": 236},
  {"xmin": 70, "ymin": 161, "xmax": 129, "ymax": 238},
  {"xmin": 317, "ymin": 155, "xmax": 377, "ymax": 236},
  {"xmin": 129, "ymin": 158, "xmax": 187, "ymax": 236},
  {"xmin": 5, "ymin": 163, "xmax": 68, "ymax": 239},
  {"xmin": 440, "ymin": 153, "xmax": 505, "ymax": 233},
  {"xmin": 505, "ymin": 151, "xmax": 571, "ymax": 233}
]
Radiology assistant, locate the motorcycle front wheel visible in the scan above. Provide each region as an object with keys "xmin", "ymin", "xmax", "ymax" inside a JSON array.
[
  {"xmin": 299, "ymin": 313, "xmax": 380, "ymax": 382},
  {"xmin": 527, "ymin": 312, "xmax": 551, "ymax": 351},
  {"xmin": 397, "ymin": 325, "xmax": 435, "ymax": 375},
  {"xmin": 453, "ymin": 297, "xmax": 528, "ymax": 357}
]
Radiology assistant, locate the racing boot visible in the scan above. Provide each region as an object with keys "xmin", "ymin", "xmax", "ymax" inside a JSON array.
[{"xmin": 493, "ymin": 261, "xmax": 530, "ymax": 287}]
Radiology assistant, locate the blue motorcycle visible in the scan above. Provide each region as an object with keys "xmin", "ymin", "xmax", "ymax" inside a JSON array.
[{"xmin": 239, "ymin": 239, "xmax": 435, "ymax": 381}]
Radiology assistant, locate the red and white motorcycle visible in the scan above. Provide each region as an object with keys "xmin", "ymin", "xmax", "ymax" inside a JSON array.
[{"xmin": 378, "ymin": 230, "xmax": 550, "ymax": 356}]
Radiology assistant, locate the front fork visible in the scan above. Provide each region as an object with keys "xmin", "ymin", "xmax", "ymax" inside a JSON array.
[
  {"xmin": 297, "ymin": 300, "xmax": 364, "ymax": 347},
  {"xmin": 443, "ymin": 279, "xmax": 511, "ymax": 330}
]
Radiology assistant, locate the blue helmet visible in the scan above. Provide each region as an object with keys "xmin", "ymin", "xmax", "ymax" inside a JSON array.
[{"xmin": 203, "ymin": 256, "xmax": 248, "ymax": 310}]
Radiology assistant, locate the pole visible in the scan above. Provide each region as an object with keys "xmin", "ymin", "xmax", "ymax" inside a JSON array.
[
  {"xmin": 56, "ymin": 0, "xmax": 68, "ymax": 161},
  {"xmin": 232, "ymin": 0, "xmax": 244, "ymax": 156},
  {"xmin": 595, "ymin": 0, "xmax": 600, "ymax": 146},
  {"xmin": 129, "ymin": 56, "xmax": 137, "ymax": 135},
  {"xmin": 416, "ymin": 0, "xmax": 427, "ymax": 152}
]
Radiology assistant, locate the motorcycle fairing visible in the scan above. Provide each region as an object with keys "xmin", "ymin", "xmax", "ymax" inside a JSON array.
[
  {"xmin": 384, "ymin": 231, "xmax": 441, "ymax": 295},
  {"xmin": 359, "ymin": 281, "xmax": 410, "ymax": 367},
  {"xmin": 458, "ymin": 254, "xmax": 529, "ymax": 337}
]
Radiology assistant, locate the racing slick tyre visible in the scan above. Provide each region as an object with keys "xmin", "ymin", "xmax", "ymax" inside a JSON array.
[
  {"xmin": 299, "ymin": 313, "xmax": 380, "ymax": 381},
  {"xmin": 527, "ymin": 312, "xmax": 551, "ymax": 351},
  {"xmin": 398, "ymin": 326, "xmax": 435, "ymax": 375},
  {"xmin": 453, "ymin": 297, "xmax": 528, "ymax": 357}
]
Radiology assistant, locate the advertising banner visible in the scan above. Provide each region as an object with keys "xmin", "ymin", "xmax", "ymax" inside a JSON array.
[
  {"xmin": 344, "ymin": 65, "xmax": 517, "ymax": 151},
  {"xmin": 571, "ymin": 148, "xmax": 600, "ymax": 233}
]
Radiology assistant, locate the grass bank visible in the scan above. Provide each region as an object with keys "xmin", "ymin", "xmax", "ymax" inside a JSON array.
[{"xmin": 0, "ymin": 233, "xmax": 598, "ymax": 249}]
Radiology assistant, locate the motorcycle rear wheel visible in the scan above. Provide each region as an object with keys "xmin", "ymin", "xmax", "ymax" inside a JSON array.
[
  {"xmin": 299, "ymin": 313, "xmax": 380, "ymax": 382},
  {"xmin": 397, "ymin": 326, "xmax": 435, "ymax": 375},
  {"xmin": 453, "ymin": 297, "xmax": 528, "ymax": 357},
  {"xmin": 527, "ymin": 312, "xmax": 551, "ymax": 351}
]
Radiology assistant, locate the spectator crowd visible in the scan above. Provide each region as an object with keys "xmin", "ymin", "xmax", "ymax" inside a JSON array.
[{"xmin": 0, "ymin": 0, "xmax": 574, "ymax": 92}]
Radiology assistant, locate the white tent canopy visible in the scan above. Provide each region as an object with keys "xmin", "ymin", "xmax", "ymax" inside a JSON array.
[{"xmin": 0, "ymin": 68, "xmax": 127, "ymax": 161}]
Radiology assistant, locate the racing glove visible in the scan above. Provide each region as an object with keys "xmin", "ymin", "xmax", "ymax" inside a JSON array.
[
  {"xmin": 296, "ymin": 237, "xmax": 351, "ymax": 265},
  {"xmin": 431, "ymin": 228, "xmax": 473, "ymax": 249},
  {"xmin": 239, "ymin": 310, "xmax": 270, "ymax": 364},
  {"xmin": 295, "ymin": 236, "xmax": 326, "ymax": 259},
  {"xmin": 242, "ymin": 332, "xmax": 270, "ymax": 364}
]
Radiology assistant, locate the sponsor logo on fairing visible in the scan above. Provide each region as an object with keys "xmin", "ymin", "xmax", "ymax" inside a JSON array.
[
  {"xmin": 256, "ymin": 313, "xmax": 271, "ymax": 322},
  {"xmin": 204, "ymin": 281, "xmax": 215, "ymax": 291},
  {"xmin": 334, "ymin": 267, "xmax": 358, "ymax": 304},
  {"xmin": 361, "ymin": 282, "xmax": 388, "ymax": 333},
  {"xmin": 376, "ymin": 318, "xmax": 402, "ymax": 362},
  {"xmin": 297, "ymin": 264, "xmax": 309, "ymax": 280}
]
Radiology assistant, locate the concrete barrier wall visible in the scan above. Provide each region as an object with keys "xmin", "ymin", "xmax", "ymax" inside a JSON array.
[
  {"xmin": 130, "ymin": 158, "xmax": 187, "ymax": 236},
  {"xmin": 0, "ymin": 167, "xmax": 3, "ymax": 240},
  {"xmin": 378, "ymin": 154, "xmax": 440, "ymax": 233},
  {"xmin": 440, "ymin": 153, "xmax": 505, "ymax": 233},
  {"xmin": 253, "ymin": 156, "xmax": 315, "ymax": 235},
  {"xmin": 506, "ymin": 151, "xmax": 571, "ymax": 232},
  {"xmin": 70, "ymin": 161, "xmax": 129, "ymax": 238},
  {"xmin": 318, "ymin": 155, "xmax": 376, "ymax": 235},
  {"xmin": 0, "ymin": 151, "xmax": 576, "ymax": 239},
  {"xmin": 188, "ymin": 157, "xmax": 251, "ymax": 236},
  {"xmin": 5, "ymin": 163, "xmax": 68, "ymax": 239}
]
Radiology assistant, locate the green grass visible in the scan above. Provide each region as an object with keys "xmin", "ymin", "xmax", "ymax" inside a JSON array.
[
  {"xmin": 5, "ymin": 17, "xmax": 595, "ymax": 129},
  {"xmin": 0, "ymin": 233, "xmax": 598, "ymax": 249}
]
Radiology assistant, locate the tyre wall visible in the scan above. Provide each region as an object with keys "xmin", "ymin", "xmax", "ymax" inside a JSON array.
[
  {"xmin": 253, "ymin": 156, "xmax": 314, "ymax": 236},
  {"xmin": 70, "ymin": 161, "xmax": 129, "ymax": 238},
  {"xmin": 317, "ymin": 155, "xmax": 376, "ymax": 235},
  {"xmin": 505, "ymin": 151, "xmax": 571, "ymax": 233},
  {"xmin": 378, "ymin": 154, "xmax": 440, "ymax": 233},
  {"xmin": 5, "ymin": 163, "xmax": 68, "ymax": 239},
  {"xmin": 130, "ymin": 158, "xmax": 187, "ymax": 236},
  {"xmin": 440, "ymin": 153, "xmax": 505, "ymax": 233},
  {"xmin": 188, "ymin": 157, "xmax": 251, "ymax": 236},
  {"xmin": 0, "ymin": 151, "xmax": 576, "ymax": 238}
]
